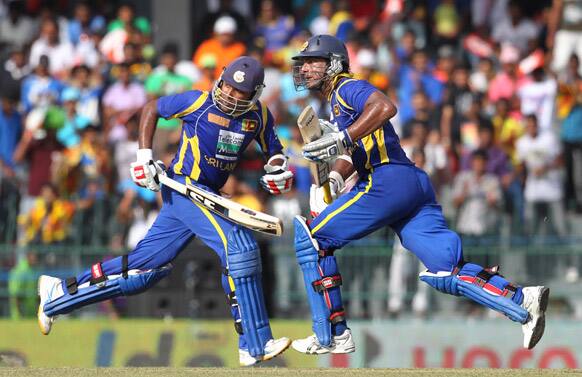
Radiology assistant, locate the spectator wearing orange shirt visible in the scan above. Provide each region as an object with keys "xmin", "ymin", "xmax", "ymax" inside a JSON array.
[{"xmin": 192, "ymin": 16, "xmax": 246, "ymax": 78}]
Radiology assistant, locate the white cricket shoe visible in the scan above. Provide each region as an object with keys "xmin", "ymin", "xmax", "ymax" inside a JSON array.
[
  {"xmin": 239, "ymin": 337, "xmax": 291, "ymax": 367},
  {"xmin": 291, "ymin": 329, "xmax": 356, "ymax": 355},
  {"xmin": 37, "ymin": 275, "xmax": 63, "ymax": 335},
  {"xmin": 521, "ymin": 286, "xmax": 550, "ymax": 349}
]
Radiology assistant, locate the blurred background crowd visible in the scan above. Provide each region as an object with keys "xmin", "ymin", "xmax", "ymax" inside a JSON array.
[{"xmin": 2, "ymin": 0, "xmax": 582, "ymax": 322}]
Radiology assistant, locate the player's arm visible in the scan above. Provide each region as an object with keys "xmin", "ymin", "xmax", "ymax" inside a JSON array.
[
  {"xmin": 257, "ymin": 106, "xmax": 294, "ymax": 195},
  {"xmin": 130, "ymin": 99, "xmax": 165, "ymax": 192},
  {"xmin": 303, "ymin": 88, "xmax": 397, "ymax": 162},
  {"xmin": 342, "ymin": 91, "xmax": 397, "ymax": 143}
]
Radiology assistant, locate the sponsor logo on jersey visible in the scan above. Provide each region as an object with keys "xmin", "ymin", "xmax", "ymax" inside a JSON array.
[
  {"xmin": 333, "ymin": 104, "xmax": 340, "ymax": 116},
  {"xmin": 216, "ymin": 129, "xmax": 244, "ymax": 161},
  {"xmin": 204, "ymin": 155, "xmax": 237, "ymax": 171},
  {"xmin": 208, "ymin": 113, "xmax": 230, "ymax": 127},
  {"xmin": 241, "ymin": 118, "xmax": 258, "ymax": 132}
]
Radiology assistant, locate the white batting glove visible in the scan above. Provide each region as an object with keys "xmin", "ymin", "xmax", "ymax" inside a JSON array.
[
  {"xmin": 309, "ymin": 171, "xmax": 344, "ymax": 217},
  {"xmin": 319, "ymin": 118, "xmax": 338, "ymax": 134},
  {"xmin": 303, "ymin": 130, "xmax": 353, "ymax": 162},
  {"xmin": 130, "ymin": 149, "xmax": 166, "ymax": 192},
  {"xmin": 260, "ymin": 155, "xmax": 294, "ymax": 195}
]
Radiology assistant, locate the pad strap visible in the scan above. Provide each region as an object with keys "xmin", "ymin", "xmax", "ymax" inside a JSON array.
[
  {"xmin": 65, "ymin": 277, "xmax": 78, "ymax": 295},
  {"xmin": 312, "ymin": 274, "xmax": 342, "ymax": 293},
  {"xmin": 122, "ymin": 255, "xmax": 129, "ymax": 279},
  {"xmin": 330, "ymin": 308, "xmax": 346, "ymax": 324},
  {"xmin": 89, "ymin": 262, "xmax": 107, "ymax": 286}
]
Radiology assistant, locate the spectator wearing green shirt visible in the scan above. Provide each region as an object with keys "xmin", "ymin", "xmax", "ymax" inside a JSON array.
[
  {"xmin": 9, "ymin": 251, "xmax": 38, "ymax": 319},
  {"xmin": 107, "ymin": 3, "xmax": 151, "ymax": 36},
  {"xmin": 145, "ymin": 43, "xmax": 193, "ymax": 155}
]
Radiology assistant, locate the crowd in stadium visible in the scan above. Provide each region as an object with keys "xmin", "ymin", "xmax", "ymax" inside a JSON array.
[{"xmin": 1, "ymin": 0, "xmax": 582, "ymax": 318}]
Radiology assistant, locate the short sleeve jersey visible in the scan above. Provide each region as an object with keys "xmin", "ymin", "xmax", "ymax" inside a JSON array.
[
  {"xmin": 329, "ymin": 76, "xmax": 412, "ymax": 176},
  {"xmin": 157, "ymin": 90, "xmax": 283, "ymax": 191}
]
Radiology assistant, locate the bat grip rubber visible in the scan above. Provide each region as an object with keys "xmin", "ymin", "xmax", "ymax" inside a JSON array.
[{"xmin": 323, "ymin": 183, "xmax": 333, "ymax": 204}]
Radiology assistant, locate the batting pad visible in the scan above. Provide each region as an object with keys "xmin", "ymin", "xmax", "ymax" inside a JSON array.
[
  {"xmin": 294, "ymin": 215, "xmax": 332, "ymax": 347},
  {"xmin": 44, "ymin": 265, "xmax": 172, "ymax": 317},
  {"xmin": 419, "ymin": 270, "xmax": 529, "ymax": 323},
  {"xmin": 227, "ymin": 227, "xmax": 273, "ymax": 357}
]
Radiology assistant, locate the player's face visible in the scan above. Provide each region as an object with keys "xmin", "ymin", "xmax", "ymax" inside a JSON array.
[
  {"xmin": 221, "ymin": 83, "xmax": 252, "ymax": 101},
  {"xmin": 299, "ymin": 58, "xmax": 328, "ymax": 88}
]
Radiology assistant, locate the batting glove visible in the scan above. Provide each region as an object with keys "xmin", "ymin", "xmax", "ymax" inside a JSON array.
[
  {"xmin": 303, "ymin": 130, "xmax": 353, "ymax": 162},
  {"xmin": 130, "ymin": 149, "xmax": 166, "ymax": 192},
  {"xmin": 308, "ymin": 171, "xmax": 344, "ymax": 217},
  {"xmin": 260, "ymin": 156, "xmax": 294, "ymax": 195}
]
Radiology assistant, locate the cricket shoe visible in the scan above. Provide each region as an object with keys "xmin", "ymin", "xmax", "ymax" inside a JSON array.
[
  {"xmin": 291, "ymin": 329, "xmax": 356, "ymax": 355},
  {"xmin": 239, "ymin": 337, "xmax": 291, "ymax": 367},
  {"xmin": 37, "ymin": 275, "xmax": 64, "ymax": 335},
  {"xmin": 521, "ymin": 286, "xmax": 550, "ymax": 349}
]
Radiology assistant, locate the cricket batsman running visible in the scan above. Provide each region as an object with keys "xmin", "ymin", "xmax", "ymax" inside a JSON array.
[
  {"xmin": 290, "ymin": 35, "xmax": 549, "ymax": 354},
  {"xmin": 37, "ymin": 56, "xmax": 293, "ymax": 366}
]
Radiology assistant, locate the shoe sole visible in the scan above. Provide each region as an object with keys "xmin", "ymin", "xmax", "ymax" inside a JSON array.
[
  {"xmin": 527, "ymin": 287, "xmax": 550, "ymax": 350},
  {"xmin": 240, "ymin": 339, "xmax": 292, "ymax": 367},
  {"xmin": 37, "ymin": 276, "xmax": 52, "ymax": 336},
  {"xmin": 291, "ymin": 339, "xmax": 356, "ymax": 355}
]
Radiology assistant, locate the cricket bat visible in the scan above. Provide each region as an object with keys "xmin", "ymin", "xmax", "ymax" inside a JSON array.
[
  {"xmin": 159, "ymin": 174, "xmax": 283, "ymax": 236},
  {"xmin": 297, "ymin": 106, "xmax": 333, "ymax": 204}
]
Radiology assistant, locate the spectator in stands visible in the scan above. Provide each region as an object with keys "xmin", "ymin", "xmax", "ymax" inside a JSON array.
[
  {"xmin": 67, "ymin": 65, "xmax": 102, "ymax": 124},
  {"xmin": 20, "ymin": 55, "xmax": 63, "ymax": 114},
  {"xmin": 29, "ymin": 18, "xmax": 75, "ymax": 79},
  {"xmin": 492, "ymin": 98, "xmax": 524, "ymax": 167},
  {"xmin": 145, "ymin": 44, "xmax": 192, "ymax": 156},
  {"xmin": 67, "ymin": 1, "xmax": 106, "ymax": 46},
  {"xmin": 0, "ymin": 91, "xmax": 22, "ymax": 174},
  {"xmin": 18, "ymin": 183, "xmax": 75, "ymax": 245},
  {"xmin": 354, "ymin": 48, "xmax": 389, "ymax": 92},
  {"xmin": 12, "ymin": 115, "xmax": 63, "ymax": 211},
  {"xmin": 310, "ymin": 0, "xmax": 333, "ymax": 36},
  {"xmin": 433, "ymin": 0, "xmax": 462, "ymax": 49},
  {"xmin": 516, "ymin": 114, "xmax": 566, "ymax": 237},
  {"xmin": 102, "ymin": 63, "xmax": 147, "ymax": 141},
  {"xmin": 548, "ymin": 0, "xmax": 582, "ymax": 76},
  {"xmin": 193, "ymin": 15, "xmax": 246, "ymax": 79},
  {"xmin": 255, "ymin": 0, "xmax": 297, "ymax": 53},
  {"xmin": 453, "ymin": 149, "xmax": 503, "ymax": 240},
  {"xmin": 192, "ymin": 55, "xmax": 217, "ymax": 92},
  {"xmin": 492, "ymin": 0, "xmax": 539, "ymax": 54},
  {"xmin": 0, "ymin": 0, "xmax": 35, "ymax": 51},
  {"xmin": 55, "ymin": 87, "xmax": 91, "ymax": 148},
  {"xmin": 8, "ymin": 251, "xmax": 38, "ymax": 319},
  {"xmin": 397, "ymin": 49, "xmax": 444, "ymax": 125},
  {"xmin": 488, "ymin": 43, "xmax": 530, "ymax": 103},
  {"xmin": 561, "ymin": 77, "xmax": 582, "ymax": 212},
  {"xmin": 107, "ymin": 3, "xmax": 151, "ymax": 37},
  {"xmin": 0, "ymin": 48, "xmax": 31, "ymax": 94},
  {"xmin": 518, "ymin": 68, "xmax": 558, "ymax": 133}
]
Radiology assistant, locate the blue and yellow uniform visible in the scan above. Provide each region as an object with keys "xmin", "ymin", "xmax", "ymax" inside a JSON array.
[
  {"xmin": 307, "ymin": 76, "xmax": 525, "ymax": 337},
  {"xmin": 73, "ymin": 90, "xmax": 283, "ymax": 348}
]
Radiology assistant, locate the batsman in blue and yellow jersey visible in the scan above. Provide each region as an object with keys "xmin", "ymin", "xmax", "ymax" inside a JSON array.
[
  {"xmin": 290, "ymin": 35, "xmax": 549, "ymax": 354},
  {"xmin": 36, "ymin": 57, "xmax": 293, "ymax": 366}
]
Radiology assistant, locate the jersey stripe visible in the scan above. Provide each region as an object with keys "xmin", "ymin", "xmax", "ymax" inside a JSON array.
[
  {"xmin": 173, "ymin": 131, "xmax": 189, "ymax": 175},
  {"xmin": 173, "ymin": 132, "xmax": 202, "ymax": 180},
  {"xmin": 170, "ymin": 91, "xmax": 209, "ymax": 119},
  {"xmin": 361, "ymin": 134, "xmax": 375, "ymax": 170},
  {"xmin": 334, "ymin": 79, "xmax": 356, "ymax": 111},
  {"xmin": 186, "ymin": 177, "xmax": 235, "ymax": 291},
  {"xmin": 311, "ymin": 174, "xmax": 373, "ymax": 235},
  {"xmin": 374, "ymin": 128, "xmax": 390, "ymax": 164},
  {"xmin": 259, "ymin": 102, "xmax": 269, "ymax": 152}
]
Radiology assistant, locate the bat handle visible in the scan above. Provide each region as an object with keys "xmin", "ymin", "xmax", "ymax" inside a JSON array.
[{"xmin": 323, "ymin": 183, "xmax": 333, "ymax": 204}]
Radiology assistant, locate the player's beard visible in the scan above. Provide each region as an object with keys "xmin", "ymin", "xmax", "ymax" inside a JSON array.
[{"xmin": 292, "ymin": 62, "xmax": 327, "ymax": 91}]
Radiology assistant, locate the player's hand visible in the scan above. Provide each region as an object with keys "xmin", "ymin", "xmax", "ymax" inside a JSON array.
[
  {"xmin": 309, "ymin": 171, "xmax": 344, "ymax": 217},
  {"xmin": 260, "ymin": 163, "xmax": 294, "ymax": 195},
  {"xmin": 318, "ymin": 118, "xmax": 338, "ymax": 134},
  {"xmin": 303, "ymin": 130, "xmax": 353, "ymax": 162},
  {"xmin": 130, "ymin": 149, "xmax": 166, "ymax": 192}
]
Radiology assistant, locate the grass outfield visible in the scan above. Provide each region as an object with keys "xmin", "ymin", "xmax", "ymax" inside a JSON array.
[{"xmin": 0, "ymin": 369, "xmax": 580, "ymax": 377}]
